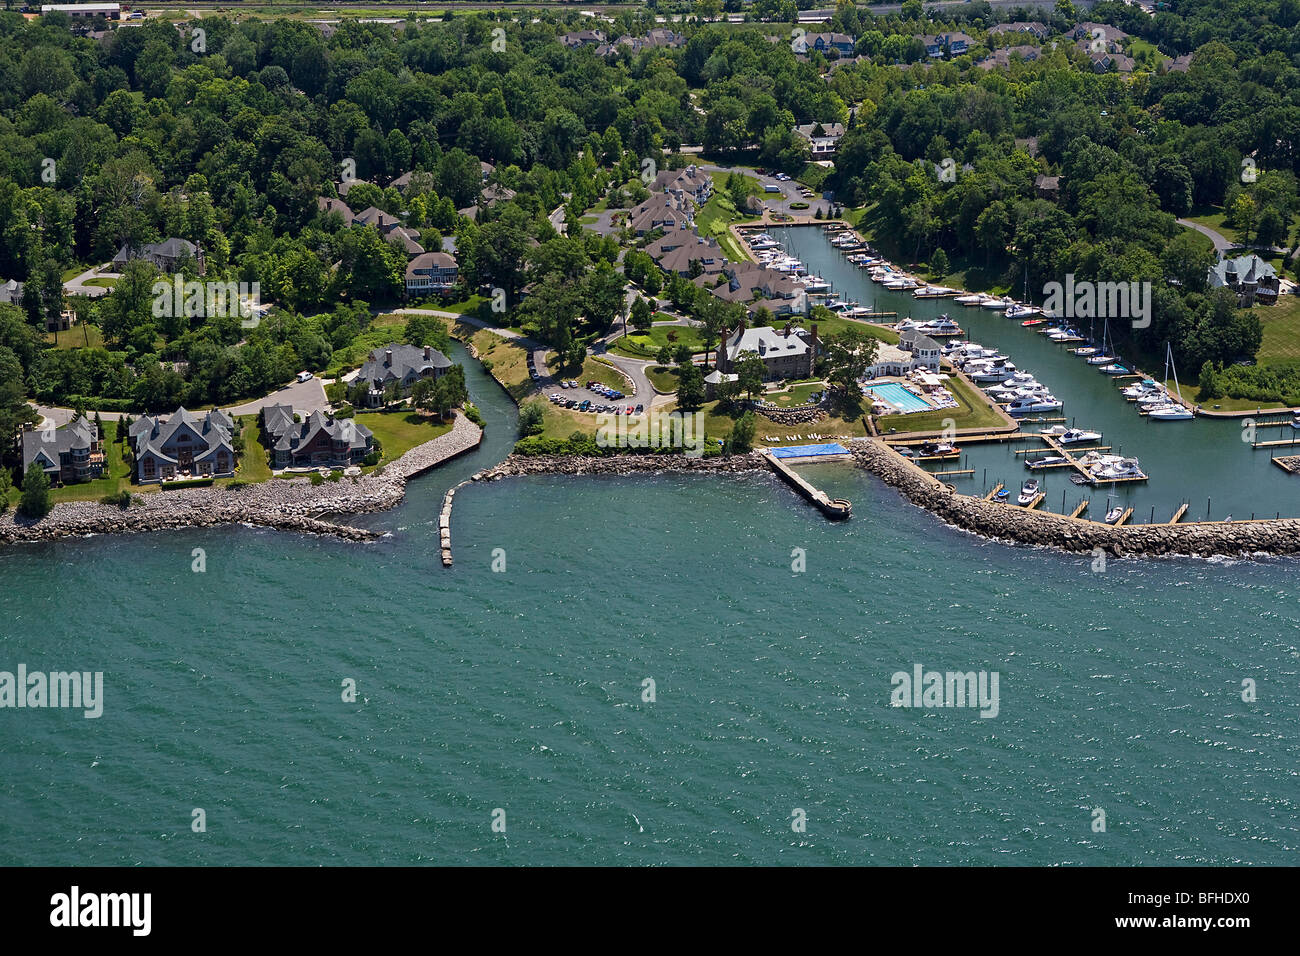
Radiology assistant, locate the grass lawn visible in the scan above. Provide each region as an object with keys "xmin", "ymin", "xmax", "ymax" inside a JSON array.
[
  {"xmin": 610, "ymin": 324, "xmax": 707, "ymax": 358},
  {"xmin": 764, "ymin": 382, "xmax": 824, "ymax": 406},
  {"xmin": 83, "ymin": 277, "xmax": 117, "ymax": 289},
  {"xmin": 44, "ymin": 325, "xmax": 104, "ymax": 349},
  {"xmin": 877, "ymin": 374, "xmax": 1008, "ymax": 435},
  {"xmin": 646, "ymin": 365, "xmax": 680, "ymax": 393},
  {"xmin": 229, "ymin": 417, "xmax": 271, "ymax": 483},
  {"xmin": 696, "ymin": 171, "xmax": 760, "ymax": 261},
  {"xmin": 1256, "ymin": 295, "xmax": 1300, "ymax": 366},
  {"xmin": 353, "ymin": 411, "xmax": 453, "ymax": 465},
  {"xmin": 586, "ymin": 357, "xmax": 630, "ymax": 393},
  {"xmin": 61, "ymin": 265, "xmax": 86, "ymax": 281},
  {"xmin": 327, "ymin": 321, "xmax": 409, "ymax": 376},
  {"xmin": 471, "ymin": 328, "xmax": 533, "ymax": 400}
]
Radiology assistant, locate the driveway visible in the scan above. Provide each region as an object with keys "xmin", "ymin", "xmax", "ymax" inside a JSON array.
[
  {"xmin": 64, "ymin": 266, "xmax": 117, "ymax": 299},
  {"xmin": 1177, "ymin": 218, "xmax": 1289, "ymax": 257},
  {"xmin": 698, "ymin": 163, "xmax": 835, "ymax": 220},
  {"xmin": 226, "ymin": 377, "xmax": 328, "ymax": 416}
]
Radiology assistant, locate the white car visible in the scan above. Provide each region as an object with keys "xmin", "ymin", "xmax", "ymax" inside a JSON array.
[{"xmin": 296, "ymin": 371, "xmax": 313, "ymax": 383}]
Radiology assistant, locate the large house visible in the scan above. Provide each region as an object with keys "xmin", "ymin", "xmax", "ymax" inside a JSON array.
[
  {"xmin": 696, "ymin": 263, "xmax": 807, "ymax": 315},
  {"xmin": 651, "ymin": 165, "xmax": 713, "ymax": 206},
  {"xmin": 796, "ymin": 32, "xmax": 856, "ymax": 56},
  {"xmin": 354, "ymin": 343, "xmax": 452, "ymax": 407},
  {"xmin": 979, "ymin": 46, "xmax": 1041, "ymax": 70},
  {"xmin": 130, "ymin": 407, "xmax": 236, "ymax": 483},
  {"xmin": 112, "ymin": 238, "xmax": 204, "ymax": 274},
  {"xmin": 21, "ymin": 416, "xmax": 104, "ymax": 485},
  {"xmin": 793, "ymin": 122, "xmax": 847, "ymax": 159},
  {"xmin": 261, "ymin": 405, "xmax": 374, "ymax": 469},
  {"xmin": 988, "ymin": 21, "xmax": 1048, "ymax": 40},
  {"xmin": 405, "ymin": 252, "xmax": 459, "ymax": 296},
  {"xmin": 1071, "ymin": 22, "xmax": 1129, "ymax": 51},
  {"xmin": 351, "ymin": 206, "xmax": 425, "ymax": 256},
  {"xmin": 1209, "ymin": 254, "xmax": 1280, "ymax": 306},
  {"xmin": 0, "ymin": 278, "xmax": 23, "ymax": 305},
  {"xmin": 920, "ymin": 33, "xmax": 974, "ymax": 58},
  {"xmin": 717, "ymin": 324, "xmax": 819, "ymax": 380},
  {"xmin": 627, "ymin": 192, "xmax": 694, "ymax": 235},
  {"xmin": 317, "ymin": 196, "xmax": 354, "ymax": 220},
  {"xmin": 649, "ymin": 234, "xmax": 728, "ymax": 277},
  {"xmin": 559, "ymin": 29, "xmax": 605, "ymax": 48},
  {"xmin": 594, "ymin": 28, "xmax": 685, "ymax": 57}
]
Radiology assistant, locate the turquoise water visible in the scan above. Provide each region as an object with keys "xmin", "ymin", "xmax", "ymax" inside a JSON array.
[
  {"xmin": 866, "ymin": 381, "xmax": 932, "ymax": 413},
  {"xmin": 3, "ymin": 348, "xmax": 1300, "ymax": 866}
]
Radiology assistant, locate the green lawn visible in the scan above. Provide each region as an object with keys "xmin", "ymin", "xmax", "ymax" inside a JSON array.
[
  {"xmin": 83, "ymin": 277, "xmax": 117, "ymax": 289},
  {"xmin": 1257, "ymin": 295, "xmax": 1300, "ymax": 366},
  {"xmin": 327, "ymin": 322, "xmax": 410, "ymax": 375},
  {"xmin": 44, "ymin": 324, "xmax": 104, "ymax": 349},
  {"xmin": 610, "ymin": 324, "xmax": 707, "ymax": 358},
  {"xmin": 764, "ymin": 382, "xmax": 824, "ymax": 406},
  {"xmin": 585, "ymin": 357, "xmax": 630, "ymax": 393},
  {"xmin": 472, "ymin": 328, "xmax": 533, "ymax": 400},
  {"xmin": 353, "ymin": 411, "xmax": 453, "ymax": 465},
  {"xmin": 646, "ymin": 365, "xmax": 680, "ymax": 393},
  {"xmin": 230, "ymin": 417, "xmax": 272, "ymax": 482}
]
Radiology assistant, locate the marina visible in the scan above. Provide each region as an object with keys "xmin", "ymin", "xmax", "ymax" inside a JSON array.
[{"xmin": 766, "ymin": 225, "xmax": 1300, "ymax": 523}]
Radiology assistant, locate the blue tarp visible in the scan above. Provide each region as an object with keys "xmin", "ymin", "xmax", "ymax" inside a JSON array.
[{"xmin": 769, "ymin": 443, "xmax": 849, "ymax": 459}]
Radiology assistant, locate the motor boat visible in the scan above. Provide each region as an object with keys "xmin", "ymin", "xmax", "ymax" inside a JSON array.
[
  {"xmin": 955, "ymin": 292, "xmax": 988, "ymax": 306},
  {"xmin": 1074, "ymin": 346, "xmax": 1100, "ymax": 357},
  {"xmin": 968, "ymin": 362, "xmax": 1018, "ymax": 383},
  {"xmin": 1026, "ymin": 455, "xmax": 1068, "ymax": 469},
  {"xmin": 916, "ymin": 441, "xmax": 959, "ymax": 457},
  {"xmin": 914, "ymin": 285, "xmax": 955, "ymax": 298},
  {"xmin": 1046, "ymin": 426, "xmax": 1102, "ymax": 445},
  {"xmin": 1047, "ymin": 327, "xmax": 1081, "ymax": 341},
  {"xmin": 1122, "ymin": 380, "xmax": 1164, "ymax": 399},
  {"xmin": 1093, "ymin": 457, "xmax": 1143, "ymax": 480},
  {"xmin": 1005, "ymin": 304, "xmax": 1041, "ymax": 319},
  {"xmin": 981, "ymin": 296, "xmax": 1015, "ymax": 311},
  {"xmin": 1104, "ymin": 506, "xmax": 1124, "ymax": 524},
  {"xmin": 884, "ymin": 276, "xmax": 920, "ymax": 290},
  {"xmin": 994, "ymin": 488, "xmax": 1010, "ymax": 501},
  {"xmin": 800, "ymin": 276, "xmax": 832, "ymax": 292},
  {"xmin": 921, "ymin": 317, "xmax": 962, "ymax": 336},
  {"xmin": 1146, "ymin": 402, "xmax": 1194, "ymax": 420},
  {"xmin": 1006, "ymin": 394, "xmax": 1063, "ymax": 415},
  {"xmin": 1099, "ymin": 363, "xmax": 1130, "ymax": 375},
  {"xmin": 1021, "ymin": 318, "xmax": 1046, "ymax": 327},
  {"xmin": 1017, "ymin": 479, "xmax": 1040, "ymax": 505},
  {"xmin": 1290, "ymin": 413, "xmax": 1300, "ymax": 430}
]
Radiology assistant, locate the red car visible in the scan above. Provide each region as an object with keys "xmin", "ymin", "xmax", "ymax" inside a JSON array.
[{"xmin": 625, "ymin": 406, "xmax": 633, "ymax": 415}]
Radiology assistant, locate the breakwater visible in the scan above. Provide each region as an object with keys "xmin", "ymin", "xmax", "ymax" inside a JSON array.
[
  {"xmin": 852, "ymin": 438, "xmax": 1300, "ymax": 558},
  {"xmin": 480, "ymin": 451, "xmax": 767, "ymax": 480},
  {"xmin": 1, "ymin": 414, "xmax": 483, "ymax": 545}
]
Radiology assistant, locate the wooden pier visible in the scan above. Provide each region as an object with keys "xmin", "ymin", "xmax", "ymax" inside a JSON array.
[
  {"xmin": 1251, "ymin": 436, "xmax": 1300, "ymax": 449},
  {"xmin": 984, "ymin": 483, "xmax": 1004, "ymax": 501},
  {"xmin": 1068, "ymin": 500, "xmax": 1090, "ymax": 519},
  {"xmin": 1114, "ymin": 507, "xmax": 1134, "ymax": 526},
  {"xmin": 1169, "ymin": 503, "xmax": 1189, "ymax": 523},
  {"xmin": 1272, "ymin": 456, "xmax": 1300, "ymax": 474},
  {"xmin": 932, "ymin": 468, "xmax": 974, "ymax": 478},
  {"xmin": 1024, "ymin": 493, "xmax": 1045, "ymax": 509}
]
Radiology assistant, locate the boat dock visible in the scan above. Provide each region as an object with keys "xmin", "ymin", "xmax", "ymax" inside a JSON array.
[
  {"xmin": 984, "ymin": 483, "xmax": 1004, "ymax": 501},
  {"xmin": 762, "ymin": 448, "xmax": 853, "ymax": 519},
  {"xmin": 1251, "ymin": 435, "xmax": 1300, "ymax": 449},
  {"xmin": 1272, "ymin": 456, "xmax": 1300, "ymax": 474},
  {"xmin": 1114, "ymin": 507, "xmax": 1135, "ymax": 526},
  {"xmin": 1039, "ymin": 434, "xmax": 1149, "ymax": 485},
  {"xmin": 932, "ymin": 468, "xmax": 974, "ymax": 478},
  {"xmin": 1068, "ymin": 500, "xmax": 1090, "ymax": 518},
  {"xmin": 1169, "ymin": 503, "xmax": 1189, "ymax": 523}
]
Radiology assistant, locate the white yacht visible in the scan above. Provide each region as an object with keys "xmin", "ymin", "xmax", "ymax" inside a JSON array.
[
  {"xmin": 1006, "ymin": 394, "xmax": 1062, "ymax": 415},
  {"xmin": 981, "ymin": 296, "xmax": 1015, "ymax": 310},
  {"xmin": 1040, "ymin": 425, "xmax": 1102, "ymax": 445},
  {"xmin": 1147, "ymin": 403, "xmax": 1194, "ymax": 420},
  {"xmin": 955, "ymin": 292, "xmax": 988, "ymax": 306},
  {"xmin": 1005, "ymin": 304, "xmax": 1042, "ymax": 319},
  {"xmin": 1093, "ymin": 457, "xmax": 1143, "ymax": 480},
  {"xmin": 1017, "ymin": 479, "xmax": 1041, "ymax": 506}
]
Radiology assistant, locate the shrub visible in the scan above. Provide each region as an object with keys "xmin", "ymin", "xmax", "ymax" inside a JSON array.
[
  {"xmin": 19, "ymin": 463, "xmax": 52, "ymax": 519},
  {"xmin": 464, "ymin": 402, "xmax": 486, "ymax": 427},
  {"xmin": 309, "ymin": 472, "xmax": 324, "ymax": 486}
]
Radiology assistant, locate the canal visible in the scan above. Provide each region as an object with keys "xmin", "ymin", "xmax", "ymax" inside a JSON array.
[{"xmin": 771, "ymin": 226, "xmax": 1300, "ymax": 522}]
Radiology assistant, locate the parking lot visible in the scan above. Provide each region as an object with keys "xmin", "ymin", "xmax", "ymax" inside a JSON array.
[{"xmin": 547, "ymin": 379, "xmax": 644, "ymax": 417}]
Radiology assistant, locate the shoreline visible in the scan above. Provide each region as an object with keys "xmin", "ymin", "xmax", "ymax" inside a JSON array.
[{"xmin": 0, "ymin": 414, "xmax": 483, "ymax": 546}]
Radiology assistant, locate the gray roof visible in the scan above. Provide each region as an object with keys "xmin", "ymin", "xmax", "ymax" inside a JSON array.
[
  {"xmin": 357, "ymin": 343, "xmax": 452, "ymax": 387},
  {"xmin": 724, "ymin": 325, "xmax": 810, "ymax": 362},
  {"xmin": 263, "ymin": 406, "xmax": 373, "ymax": 456},
  {"xmin": 1209, "ymin": 254, "xmax": 1278, "ymax": 287},
  {"xmin": 22, "ymin": 416, "xmax": 96, "ymax": 472},
  {"xmin": 131, "ymin": 407, "xmax": 233, "ymax": 464}
]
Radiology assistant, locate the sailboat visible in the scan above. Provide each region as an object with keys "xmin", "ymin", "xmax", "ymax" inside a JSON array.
[
  {"xmin": 1086, "ymin": 319, "xmax": 1116, "ymax": 365},
  {"xmin": 1146, "ymin": 343, "xmax": 1195, "ymax": 420}
]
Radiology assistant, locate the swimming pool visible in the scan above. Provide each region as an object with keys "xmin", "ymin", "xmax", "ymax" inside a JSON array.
[{"xmin": 865, "ymin": 382, "xmax": 932, "ymax": 413}]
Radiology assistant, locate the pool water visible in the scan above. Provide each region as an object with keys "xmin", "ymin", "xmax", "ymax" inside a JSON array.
[{"xmin": 866, "ymin": 381, "xmax": 932, "ymax": 413}]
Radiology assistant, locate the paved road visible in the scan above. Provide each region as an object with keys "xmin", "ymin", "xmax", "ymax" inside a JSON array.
[
  {"xmin": 1177, "ymin": 218, "xmax": 1290, "ymax": 257},
  {"xmin": 226, "ymin": 377, "xmax": 328, "ymax": 416},
  {"xmin": 64, "ymin": 266, "xmax": 116, "ymax": 299},
  {"xmin": 698, "ymin": 162, "xmax": 835, "ymax": 223}
]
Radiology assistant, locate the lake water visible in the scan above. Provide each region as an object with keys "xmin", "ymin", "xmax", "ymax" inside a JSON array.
[{"xmin": 2, "ymin": 324, "xmax": 1299, "ymax": 866}]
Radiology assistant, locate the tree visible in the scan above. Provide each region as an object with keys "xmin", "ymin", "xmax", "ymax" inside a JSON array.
[
  {"xmin": 518, "ymin": 399, "xmax": 545, "ymax": 436},
  {"xmin": 630, "ymin": 296, "xmax": 653, "ymax": 333},
  {"xmin": 736, "ymin": 351, "xmax": 766, "ymax": 400},
  {"xmin": 929, "ymin": 248, "xmax": 949, "ymax": 280},
  {"xmin": 1197, "ymin": 360, "xmax": 1221, "ymax": 400},
  {"xmin": 676, "ymin": 359, "xmax": 705, "ymax": 410},
  {"xmin": 19, "ymin": 462, "xmax": 52, "ymax": 519},
  {"xmin": 822, "ymin": 328, "xmax": 877, "ymax": 397},
  {"xmin": 730, "ymin": 411, "xmax": 756, "ymax": 453}
]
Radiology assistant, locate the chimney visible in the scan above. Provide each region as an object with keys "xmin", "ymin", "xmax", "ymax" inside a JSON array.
[
  {"xmin": 809, "ymin": 324, "xmax": 819, "ymax": 375},
  {"xmin": 385, "ymin": 349, "xmax": 393, "ymax": 367},
  {"xmin": 424, "ymin": 346, "xmax": 431, "ymax": 360}
]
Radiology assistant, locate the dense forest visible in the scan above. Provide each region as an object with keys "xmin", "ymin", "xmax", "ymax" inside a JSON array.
[{"xmin": 0, "ymin": 0, "xmax": 1297, "ymax": 447}]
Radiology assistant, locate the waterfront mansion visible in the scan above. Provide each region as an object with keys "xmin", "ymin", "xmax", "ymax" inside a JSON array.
[
  {"xmin": 355, "ymin": 343, "xmax": 452, "ymax": 407},
  {"xmin": 717, "ymin": 324, "xmax": 820, "ymax": 380},
  {"xmin": 129, "ymin": 407, "xmax": 236, "ymax": 483},
  {"xmin": 261, "ymin": 405, "xmax": 374, "ymax": 469},
  {"xmin": 21, "ymin": 415, "xmax": 104, "ymax": 485}
]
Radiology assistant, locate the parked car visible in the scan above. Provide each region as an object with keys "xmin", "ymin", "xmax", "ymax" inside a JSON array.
[
  {"xmin": 296, "ymin": 371, "xmax": 313, "ymax": 383},
  {"xmin": 635, "ymin": 404, "xmax": 644, "ymax": 414}
]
